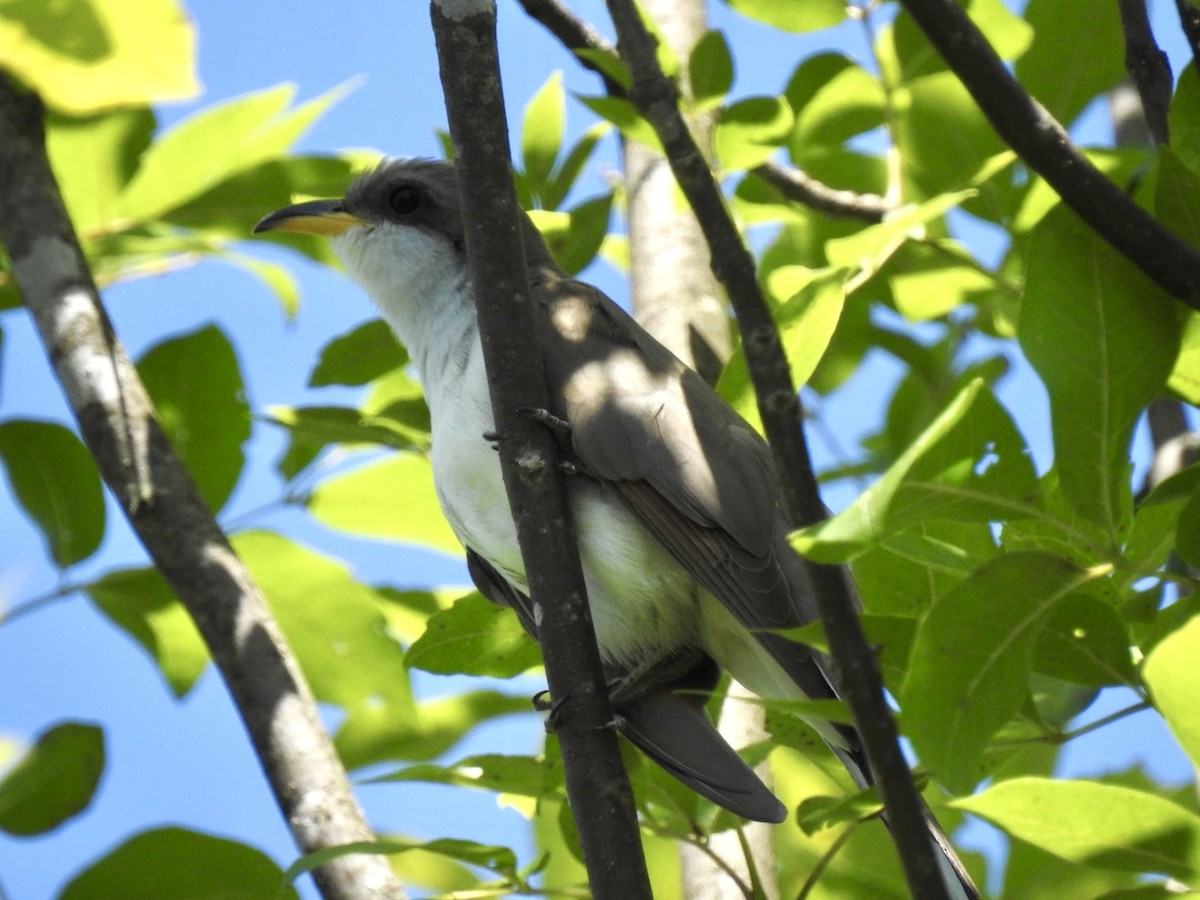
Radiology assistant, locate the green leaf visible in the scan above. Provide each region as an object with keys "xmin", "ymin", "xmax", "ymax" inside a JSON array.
[
  {"xmin": 137, "ymin": 325, "xmax": 249, "ymax": 513},
  {"xmin": 116, "ymin": 81, "xmax": 349, "ymax": 224},
  {"xmin": 534, "ymin": 192, "xmax": 613, "ymax": 276},
  {"xmin": 794, "ymin": 380, "xmax": 1037, "ymax": 562},
  {"xmin": 1143, "ymin": 613, "xmax": 1200, "ymax": 769},
  {"xmin": 0, "ymin": 419, "xmax": 104, "ymax": 568},
  {"xmin": 1167, "ymin": 311, "xmax": 1200, "ymax": 405},
  {"xmin": 47, "ymin": 107, "xmax": 156, "ymax": 233},
  {"xmin": 61, "ymin": 827, "xmax": 297, "ymax": 899},
  {"xmin": 286, "ymin": 836, "xmax": 520, "ymax": 887},
  {"xmin": 336, "ymin": 689, "xmax": 532, "ymax": 769},
  {"xmin": 406, "ymin": 592, "xmax": 541, "ymax": 677},
  {"xmin": 826, "ymin": 190, "xmax": 975, "ymax": 276},
  {"xmin": 575, "ymin": 95, "xmax": 663, "ymax": 153},
  {"xmin": 902, "ymin": 553, "xmax": 1099, "ymax": 792},
  {"xmin": 888, "ymin": 241, "xmax": 998, "ymax": 321},
  {"xmin": 1033, "ymin": 593, "xmax": 1136, "ymax": 687},
  {"xmin": 1015, "ymin": 0, "xmax": 1126, "ymax": 125},
  {"xmin": 721, "ymin": 0, "xmax": 845, "ymax": 33},
  {"xmin": 375, "ymin": 753, "xmax": 561, "ymax": 803},
  {"xmin": 688, "ymin": 30, "xmax": 733, "ymax": 110},
  {"xmin": 308, "ymin": 453, "xmax": 462, "ymax": 555},
  {"xmin": 714, "ymin": 96, "xmax": 794, "ymax": 171},
  {"xmin": 310, "ymin": 319, "xmax": 408, "ymax": 387},
  {"xmin": 787, "ymin": 54, "xmax": 885, "ymax": 150},
  {"xmin": 1019, "ymin": 207, "xmax": 1180, "ymax": 538},
  {"xmin": 718, "ymin": 267, "xmax": 847, "ymax": 430},
  {"xmin": 952, "ymin": 777, "xmax": 1200, "ymax": 881},
  {"xmin": 542, "ymin": 122, "xmax": 610, "ymax": 211},
  {"xmin": 89, "ymin": 567, "xmax": 208, "ymax": 697},
  {"xmin": 1170, "ymin": 64, "xmax": 1200, "ymax": 175},
  {"xmin": 266, "ymin": 405, "xmax": 427, "ymax": 454},
  {"xmin": 521, "ymin": 72, "xmax": 565, "ymax": 191},
  {"xmin": 232, "ymin": 531, "xmax": 416, "ymax": 719},
  {"xmin": 0, "ymin": 722, "xmax": 103, "ymax": 836},
  {"xmin": 0, "ymin": 0, "xmax": 197, "ymax": 114}
]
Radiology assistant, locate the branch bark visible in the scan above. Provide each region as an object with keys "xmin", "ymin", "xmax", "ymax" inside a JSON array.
[
  {"xmin": 0, "ymin": 75, "xmax": 403, "ymax": 900},
  {"xmin": 428, "ymin": 3, "xmax": 652, "ymax": 898},
  {"xmin": 898, "ymin": 0, "xmax": 1200, "ymax": 310},
  {"xmin": 601, "ymin": 3, "xmax": 957, "ymax": 897},
  {"xmin": 1117, "ymin": 0, "xmax": 1172, "ymax": 145},
  {"xmin": 1174, "ymin": 0, "xmax": 1200, "ymax": 68}
]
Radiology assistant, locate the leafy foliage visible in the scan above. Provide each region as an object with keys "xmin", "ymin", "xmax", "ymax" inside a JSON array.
[{"xmin": 2, "ymin": 0, "xmax": 1200, "ymax": 897}]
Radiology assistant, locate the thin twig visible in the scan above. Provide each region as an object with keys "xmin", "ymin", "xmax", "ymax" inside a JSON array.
[{"xmin": 1174, "ymin": 0, "xmax": 1200, "ymax": 68}]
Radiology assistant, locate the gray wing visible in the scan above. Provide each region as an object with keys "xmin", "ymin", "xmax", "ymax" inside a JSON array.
[
  {"xmin": 465, "ymin": 548, "xmax": 787, "ymax": 823},
  {"xmin": 534, "ymin": 274, "xmax": 820, "ymax": 646}
]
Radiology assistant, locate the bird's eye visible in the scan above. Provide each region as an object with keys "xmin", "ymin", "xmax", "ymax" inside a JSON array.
[{"xmin": 388, "ymin": 184, "xmax": 423, "ymax": 216}]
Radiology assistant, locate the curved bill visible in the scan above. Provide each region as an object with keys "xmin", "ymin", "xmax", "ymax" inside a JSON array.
[{"xmin": 253, "ymin": 199, "xmax": 365, "ymax": 236}]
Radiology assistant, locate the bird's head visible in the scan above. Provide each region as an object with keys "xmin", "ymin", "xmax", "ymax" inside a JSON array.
[{"xmin": 254, "ymin": 158, "xmax": 469, "ymax": 313}]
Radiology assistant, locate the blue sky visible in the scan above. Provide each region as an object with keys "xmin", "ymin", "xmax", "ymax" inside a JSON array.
[{"xmin": 0, "ymin": 1, "xmax": 1195, "ymax": 897}]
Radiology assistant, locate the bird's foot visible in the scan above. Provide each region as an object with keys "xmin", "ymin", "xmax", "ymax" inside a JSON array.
[{"xmin": 518, "ymin": 406, "xmax": 572, "ymax": 436}]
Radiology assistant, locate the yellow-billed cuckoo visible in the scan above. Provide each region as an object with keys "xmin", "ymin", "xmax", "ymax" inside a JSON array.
[{"xmin": 255, "ymin": 159, "xmax": 976, "ymax": 898}]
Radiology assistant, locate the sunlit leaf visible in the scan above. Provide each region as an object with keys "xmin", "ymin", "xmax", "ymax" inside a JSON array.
[
  {"xmin": 89, "ymin": 567, "xmax": 208, "ymax": 697},
  {"xmin": 1033, "ymin": 593, "xmax": 1136, "ymax": 688},
  {"xmin": 903, "ymin": 553, "xmax": 1100, "ymax": 791},
  {"xmin": 521, "ymin": 71, "xmax": 565, "ymax": 191},
  {"xmin": 310, "ymin": 319, "xmax": 408, "ymax": 387},
  {"xmin": 1020, "ymin": 206, "xmax": 1180, "ymax": 538},
  {"xmin": 1144, "ymin": 613, "xmax": 1200, "ymax": 769},
  {"xmin": 714, "ymin": 96, "xmax": 794, "ymax": 171},
  {"xmin": 406, "ymin": 592, "xmax": 541, "ymax": 677},
  {"xmin": 718, "ymin": 267, "xmax": 847, "ymax": 430},
  {"xmin": 0, "ymin": 419, "xmax": 104, "ymax": 568},
  {"xmin": 308, "ymin": 453, "xmax": 462, "ymax": 555},
  {"xmin": 285, "ymin": 835, "xmax": 520, "ymax": 887},
  {"xmin": 795, "ymin": 380, "xmax": 1037, "ymax": 562},
  {"xmin": 1015, "ymin": 0, "xmax": 1126, "ymax": 125},
  {"xmin": 47, "ymin": 107, "xmax": 156, "ymax": 233},
  {"xmin": 721, "ymin": 0, "xmax": 844, "ymax": 33},
  {"xmin": 0, "ymin": 0, "xmax": 197, "ymax": 114},
  {"xmin": 232, "ymin": 531, "xmax": 416, "ymax": 720},
  {"xmin": 787, "ymin": 54, "xmax": 885, "ymax": 149},
  {"xmin": 0, "ymin": 722, "xmax": 103, "ymax": 836},
  {"xmin": 138, "ymin": 325, "xmax": 249, "ymax": 513},
  {"xmin": 688, "ymin": 30, "xmax": 733, "ymax": 110},
  {"xmin": 116, "ymin": 81, "xmax": 350, "ymax": 223},
  {"xmin": 952, "ymin": 778, "xmax": 1200, "ymax": 881},
  {"xmin": 60, "ymin": 827, "xmax": 296, "ymax": 899},
  {"xmin": 576, "ymin": 95, "xmax": 663, "ymax": 153},
  {"xmin": 375, "ymin": 753, "xmax": 561, "ymax": 803}
]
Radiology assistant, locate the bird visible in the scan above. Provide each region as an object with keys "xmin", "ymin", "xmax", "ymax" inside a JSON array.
[{"xmin": 255, "ymin": 158, "xmax": 978, "ymax": 898}]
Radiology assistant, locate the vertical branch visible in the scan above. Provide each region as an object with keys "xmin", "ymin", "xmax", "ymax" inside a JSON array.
[
  {"xmin": 0, "ymin": 75, "xmax": 404, "ymax": 900},
  {"xmin": 1173, "ymin": 0, "xmax": 1200, "ymax": 68},
  {"xmin": 601, "ymin": 3, "xmax": 958, "ymax": 898},
  {"xmin": 428, "ymin": 3, "xmax": 652, "ymax": 897},
  {"xmin": 1117, "ymin": 0, "xmax": 1172, "ymax": 145}
]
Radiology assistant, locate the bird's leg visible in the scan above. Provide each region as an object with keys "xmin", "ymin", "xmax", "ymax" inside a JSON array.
[{"xmin": 605, "ymin": 647, "xmax": 718, "ymax": 709}]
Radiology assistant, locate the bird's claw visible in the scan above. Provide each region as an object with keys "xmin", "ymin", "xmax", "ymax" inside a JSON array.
[{"xmin": 518, "ymin": 407, "xmax": 572, "ymax": 436}]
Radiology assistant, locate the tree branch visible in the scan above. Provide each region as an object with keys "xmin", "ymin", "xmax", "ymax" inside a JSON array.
[
  {"xmin": 428, "ymin": 3, "xmax": 652, "ymax": 898},
  {"xmin": 1174, "ymin": 0, "xmax": 1200, "ymax": 69},
  {"xmin": 601, "ymin": 3, "xmax": 958, "ymax": 897},
  {"xmin": 515, "ymin": 0, "xmax": 888, "ymax": 223},
  {"xmin": 0, "ymin": 75, "xmax": 404, "ymax": 900},
  {"xmin": 1117, "ymin": 0, "xmax": 1172, "ymax": 145},
  {"xmin": 897, "ymin": 0, "xmax": 1200, "ymax": 310}
]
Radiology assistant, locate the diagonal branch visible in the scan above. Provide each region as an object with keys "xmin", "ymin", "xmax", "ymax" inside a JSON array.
[
  {"xmin": 600, "ymin": 2, "xmax": 958, "ymax": 897},
  {"xmin": 429, "ymin": 3, "xmax": 652, "ymax": 897},
  {"xmin": 0, "ymin": 74, "xmax": 404, "ymax": 900},
  {"xmin": 898, "ymin": 0, "xmax": 1200, "ymax": 310},
  {"xmin": 1174, "ymin": 0, "xmax": 1200, "ymax": 68},
  {"xmin": 515, "ymin": 0, "xmax": 888, "ymax": 222}
]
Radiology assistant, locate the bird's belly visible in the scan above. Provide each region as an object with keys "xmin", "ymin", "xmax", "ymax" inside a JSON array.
[{"xmin": 430, "ymin": 409, "xmax": 698, "ymax": 666}]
